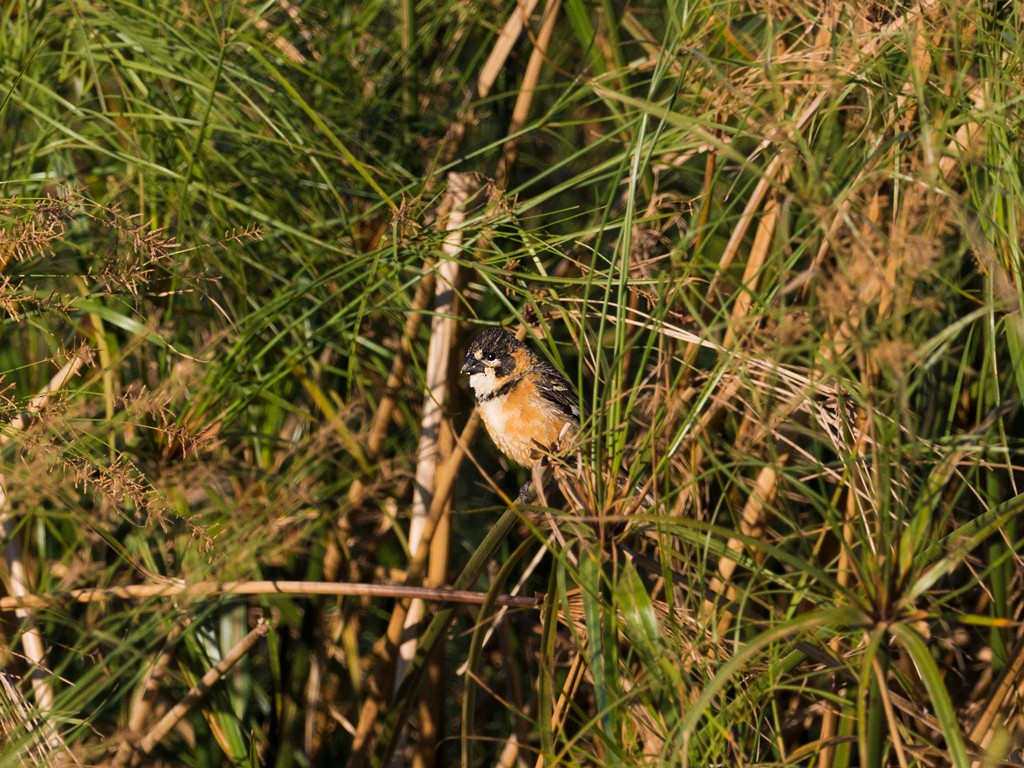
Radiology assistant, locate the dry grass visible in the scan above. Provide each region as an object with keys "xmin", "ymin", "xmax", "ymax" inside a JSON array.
[{"xmin": 0, "ymin": 0, "xmax": 1022, "ymax": 765}]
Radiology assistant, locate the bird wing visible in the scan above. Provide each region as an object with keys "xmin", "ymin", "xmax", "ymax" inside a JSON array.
[{"xmin": 533, "ymin": 360, "xmax": 585, "ymax": 420}]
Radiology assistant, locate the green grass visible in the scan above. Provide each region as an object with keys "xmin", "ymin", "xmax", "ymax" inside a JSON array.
[{"xmin": 1, "ymin": 0, "xmax": 1023, "ymax": 765}]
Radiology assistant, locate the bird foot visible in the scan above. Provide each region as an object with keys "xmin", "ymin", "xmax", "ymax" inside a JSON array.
[{"xmin": 517, "ymin": 481, "xmax": 534, "ymax": 504}]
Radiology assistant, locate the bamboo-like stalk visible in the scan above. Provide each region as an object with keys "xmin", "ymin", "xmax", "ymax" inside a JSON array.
[
  {"xmin": 112, "ymin": 623, "xmax": 187, "ymax": 768},
  {"xmin": 415, "ymin": 397, "xmax": 457, "ymax": 768},
  {"xmin": 0, "ymin": 348, "xmax": 91, "ymax": 759},
  {"xmin": 477, "ymin": 0, "xmax": 541, "ymax": 100},
  {"xmin": 350, "ymin": 175, "xmax": 485, "ymax": 765},
  {"xmin": 396, "ymin": 172, "xmax": 472, "ymax": 688},
  {"xmin": 0, "ymin": 580, "xmax": 540, "ymax": 612},
  {"xmin": 817, "ymin": 486, "xmax": 860, "ymax": 768},
  {"xmin": 436, "ymin": 0, "xmax": 541, "ymax": 170},
  {"xmin": 968, "ymin": 637, "xmax": 1024, "ymax": 768},
  {"xmin": 710, "ymin": 459, "xmax": 788, "ymax": 634},
  {"xmin": 314, "ymin": 265, "xmax": 437, "ymax": 755},
  {"xmin": 348, "ymin": 409, "xmax": 486, "ymax": 767},
  {"xmin": 392, "ymin": 171, "xmax": 470, "ymax": 767},
  {"xmin": 130, "ymin": 620, "xmax": 271, "ymax": 762},
  {"xmin": 344, "ymin": 267, "xmax": 437, "ymax": 509},
  {"xmin": 721, "ymin": 193, "xmax": 779, "ymax": 348},
  {"xmin": 365, "ymin": 505, "xmax": 524, "ymax": 768},
  {"xmin": 707, "ymin": 0, "xmax": 944, "ymax": 300},
  {"xmin": 495, "ymin": 0, "xmax": 562, "ymax": 188},
  {"xmin": 534, "ymin": 651, "xmax": 586, "ymax": 768}
]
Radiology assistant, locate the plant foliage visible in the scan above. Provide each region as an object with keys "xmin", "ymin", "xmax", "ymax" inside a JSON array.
[{"xmin": 0, "ymin": 0, "xmax": 1022, "ymax": 765}]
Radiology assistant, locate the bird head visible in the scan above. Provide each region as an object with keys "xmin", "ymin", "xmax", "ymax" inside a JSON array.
[{"xmin": 460, "ymin": 328, "xmax": 528, "ymax": 398}]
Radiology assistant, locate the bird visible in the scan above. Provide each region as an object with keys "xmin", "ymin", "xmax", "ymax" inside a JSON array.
[
  {"xmin": 460, "ymin": 327, "xmax": 655, "ymax": 512},
  {"xmin": 460, "ymin": 327, "xmax": 582, "ymax": 468}
]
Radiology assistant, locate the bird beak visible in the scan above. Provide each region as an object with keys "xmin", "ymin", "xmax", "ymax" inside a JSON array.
[{"xmin": 460, "ymin": 356, "xmax": 484, "ymax": 375}]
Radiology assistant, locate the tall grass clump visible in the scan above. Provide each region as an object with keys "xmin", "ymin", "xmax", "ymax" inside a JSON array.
[{"xmin": 0, "ymin": 0, "xmax": 1022, "ymax": 765}]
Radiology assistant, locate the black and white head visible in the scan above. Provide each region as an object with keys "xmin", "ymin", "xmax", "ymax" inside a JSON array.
[{"xmin": 459, "ymin": 327, "xmax": 530, "ymax": 401}]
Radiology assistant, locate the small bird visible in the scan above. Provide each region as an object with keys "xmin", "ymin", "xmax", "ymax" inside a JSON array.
[{"xmin": 460, "ymin": 327, "xmax": 582, "ymax": 467}]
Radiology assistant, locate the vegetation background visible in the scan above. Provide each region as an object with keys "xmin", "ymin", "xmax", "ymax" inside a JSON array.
[{"xmin": 1, "ymin": 0, "xmax": 1022, "ymax": 765}]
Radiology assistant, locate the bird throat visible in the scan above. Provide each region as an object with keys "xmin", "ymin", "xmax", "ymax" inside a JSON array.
[{"xmin": 473, "ymin": 374, "xmax": 524, "ymax": 403}]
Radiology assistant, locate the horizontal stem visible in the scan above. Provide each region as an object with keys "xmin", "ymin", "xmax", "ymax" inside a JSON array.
[{"xmin": 0, "ymin": 580, "xmax": 542, "ymax": 611}]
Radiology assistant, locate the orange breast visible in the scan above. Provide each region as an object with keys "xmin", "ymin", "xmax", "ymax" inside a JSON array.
[{"xmin": 478, "ymin": 385, "xmax": 578, "ymax": 465}]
